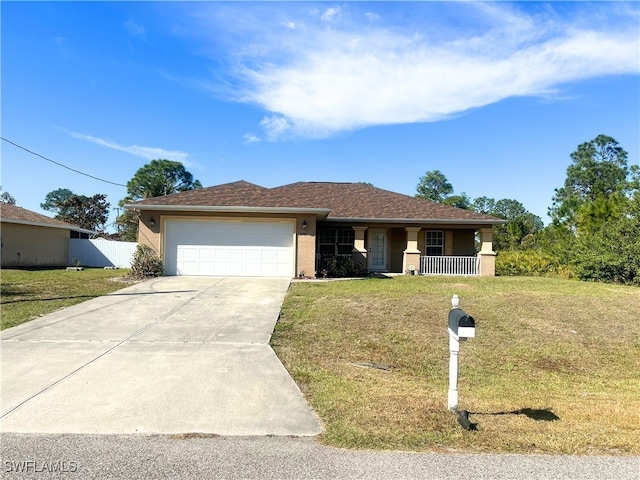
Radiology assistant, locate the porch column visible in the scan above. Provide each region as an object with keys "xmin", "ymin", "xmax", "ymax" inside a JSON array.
[
  {"xmin": 478, "ymin": 228, "xmax": 497, "ymax": 276},
  {"xmin": 403, "ymin": 227, "xmax": 422, "ymax": 274},
  {"xmin": 352, "ymin": 226, "xmax": 368, "ymax": 273}
]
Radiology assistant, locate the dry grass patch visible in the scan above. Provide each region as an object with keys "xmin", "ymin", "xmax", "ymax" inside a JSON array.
[
  {"xmin": 1, "ymin": 268, "xmax": 132, "ymax": 330},
  {"xmin": 272, "ymin": 276, "xmax": 640, "ymax": 454}
]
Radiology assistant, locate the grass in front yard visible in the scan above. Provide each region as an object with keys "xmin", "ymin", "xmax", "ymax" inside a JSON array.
[
  {"xmin": 272, "ymin": 276, "xmax": 640, "ymax": 454},
  {"xmin": 1, "ymin": 268, "xmax": 132, "ymax": 330}
]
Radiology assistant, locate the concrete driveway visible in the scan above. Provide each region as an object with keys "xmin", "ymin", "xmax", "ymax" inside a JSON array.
[{"xmin": 0, "ymin": 277, "xmax": 322, "ymax": 436}]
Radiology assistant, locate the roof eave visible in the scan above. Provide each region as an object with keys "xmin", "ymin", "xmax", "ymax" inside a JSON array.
[
  {"xmin": 326, "ymin": 216, "xmax": 507, "ymax": 225},
  {"xmin": 1, "ymin": 218, "xmax": 97, "ymax": 234},
  {"xmin": 125, "ymin": 204, "xmax": 332, "ymax": 219}
]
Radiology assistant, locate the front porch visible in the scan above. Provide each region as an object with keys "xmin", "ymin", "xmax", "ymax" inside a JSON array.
[
  {"xmin": 313, "ymin": 224, "xmax": 497, "ymax": 277},
  {"xmin": 316, "ymin": 254, "xmax": 481, "ymax": 276}
]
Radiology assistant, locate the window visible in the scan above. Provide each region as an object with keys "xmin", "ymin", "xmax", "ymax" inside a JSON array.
[
  {"xmin": 425, "ymin": 230, "xmax": 444, "ymax": 256},
  {"xmin": 317, "ymin": 228, "xmax": 355, "ymax": 255},
  {"xmin": 70, "ymin": 231, "xmax": 90, "ymax": 239}
]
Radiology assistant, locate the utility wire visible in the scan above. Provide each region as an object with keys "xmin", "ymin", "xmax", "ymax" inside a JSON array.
[{"xmin": 1, "ymin": 136, "xmax": 126, "ymax": 187}]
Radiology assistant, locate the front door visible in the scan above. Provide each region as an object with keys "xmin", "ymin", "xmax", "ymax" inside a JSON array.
[{"xmin": 368, "ymin": 229, "xmax": 388, "ymax": 271}]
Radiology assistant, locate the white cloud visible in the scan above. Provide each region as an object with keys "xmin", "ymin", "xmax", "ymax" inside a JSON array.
[
  {"xmin": 63, "ymin": 130, "xmax": 191, "ymax": 165},
  {"xmin": 188, "ymin": 3, "xmax": 640, "ymax": 140},
  {"xmin": 243, "ymin": 132, "xmax": 261, "ymax": 144},
  {"xmin": 260, "ymin": 115, "xmax": 292, "ymax": 141},
  {"xmin": 321, "ymin": 7, "xmax": 341, "ymax": 22},
  {"xmin": 282, "ymin": 22, "xmax": 296, "ymax": 30}
]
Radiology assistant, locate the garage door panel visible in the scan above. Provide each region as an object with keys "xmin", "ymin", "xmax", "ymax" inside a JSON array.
[
  {"xmin": 214, "ymin": 248, "xmax": 230, "ymax": 260},
  {"xmin": 244, "ymin": 252, "xmax": 257, "ymax": 262},
  {"xmin": 165, "ymin": 220, "xmax": 293, "ymax": 277},
  {"xmin": 199, "ymin": 249, "xmax": 213, "ymax": 260},
  {"xmin": 229, "ymin": 249, "xmax": 244, "ymax": 260},
  {"xmin": 261, "ymin": 250, "xmax": 275, "ymax": 261},
  {"xmin": 276, "ymin": 250, "xmax": 291, "ymax": 262}
]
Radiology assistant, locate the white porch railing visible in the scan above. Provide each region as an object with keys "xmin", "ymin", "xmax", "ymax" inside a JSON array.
[{"xmin": 420, "ymin": 256, "xmax": 479, "ymax": 276}]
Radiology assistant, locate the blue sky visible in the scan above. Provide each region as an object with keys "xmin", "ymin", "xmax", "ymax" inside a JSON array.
[{"xmin": 2, "ymin": 1, "xmax": 639, "ymax": 230}]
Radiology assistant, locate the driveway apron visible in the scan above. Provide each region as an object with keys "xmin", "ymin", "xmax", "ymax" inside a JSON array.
[{"xmin": 0, "ymin": 277, "xmax": 322, "ymax": 435}]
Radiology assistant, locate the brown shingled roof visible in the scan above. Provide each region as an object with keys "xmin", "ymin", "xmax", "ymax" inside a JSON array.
[
  {"xmin": 0, "ymin": 203, "xmax": 93, "ymax": 232},
  {"xmin": 127, "ymin": 180, "xmax": 504, "ymax": 224}
]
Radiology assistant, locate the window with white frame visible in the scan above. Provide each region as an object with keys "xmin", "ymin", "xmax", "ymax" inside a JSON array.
[{"xmin": 425, "ymin": 230, "xmax": 444, "ymax": 256}]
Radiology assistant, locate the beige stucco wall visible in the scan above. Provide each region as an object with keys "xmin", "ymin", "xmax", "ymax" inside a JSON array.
[
  {"xmin": 138, "ymin": 211, "xmax": 160, "ymax": 253},
  {"xmin": 452, "ymin": 230, "xmax": 476, "ymax": 256},
  {"xmin": 1, "ymin": 222, "xmax": 69, "ymax": 267},
  {"xmin": 136, "ymin": 210, "xmax": 317, "ymax": 277}
]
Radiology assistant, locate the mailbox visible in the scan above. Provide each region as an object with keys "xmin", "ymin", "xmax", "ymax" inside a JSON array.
[
  {"xmin": 448, "ymin": 308, "xmax": 476, "ymax": 339},
  {"xmin": 447, "ymin": 294, "xmax": 476, "ymax": 414}
]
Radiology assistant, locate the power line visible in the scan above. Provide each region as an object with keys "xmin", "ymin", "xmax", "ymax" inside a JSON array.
[{"xmin": 1, "ymin": 136, "xmax": 127, "ymax": 187}]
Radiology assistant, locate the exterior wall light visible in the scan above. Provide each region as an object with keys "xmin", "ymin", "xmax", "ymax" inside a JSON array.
[
  {"xmin": 150, "ymin": 217, "xmax": 156, "ymax": 227},
  {"xmin": 302, "ymin": 220, "xmax": 308, "ymax": 230}
]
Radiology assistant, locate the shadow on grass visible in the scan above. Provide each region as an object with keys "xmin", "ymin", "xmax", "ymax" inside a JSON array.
[
  {"xmin": 107, "ymin": 290, "xmax": 197, "ymax": 296},
  {"xmin": 366, "ymin": 273, "xmax": 394, "ymax": 280},
  {"xmin": 0, "ymin": 290, "xmax": 197, "ymax": 305},
  {"xmin": 473, "ymin": 408, "xmax": 560, "ymax": 421},
  {"xmin": 1, "ymin": 295, "xmax": 97, "ymax": 305},
  {"xmin": 0, "ymin": 286, "xmax": 34, "ymax": 298}
]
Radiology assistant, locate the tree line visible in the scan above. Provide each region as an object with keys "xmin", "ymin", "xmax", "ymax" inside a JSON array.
[
  {"xmin": 416, "ymin": 134, "xmax": 639, "ymax": 285},
  {"xmin": 415, "ymin": 170, "xmax": 544, "ymax": 251}
]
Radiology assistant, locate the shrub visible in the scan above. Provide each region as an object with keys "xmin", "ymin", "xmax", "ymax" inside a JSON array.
[
  {"xmin": 572, "ymin": 226, "xmax": 639, "ymax": 285},
  {"xmin": 324, "ymin": 255, "xmax": 360, "ymax": 278},
  {"xmin": 496, "ymin": 249, "xmax": 573, "ymax": 278},
  {"xmin": 129, "ymin": 245, "xmax": 164, "ymax": 279},
  {"xmin": 571, "ymin": 193, "xmax": 640, "ymax": 285}
]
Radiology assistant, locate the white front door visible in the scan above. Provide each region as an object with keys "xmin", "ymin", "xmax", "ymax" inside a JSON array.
[{"xmin": 368, "ymin": 228, "xmax": 388, "ymax": 271}]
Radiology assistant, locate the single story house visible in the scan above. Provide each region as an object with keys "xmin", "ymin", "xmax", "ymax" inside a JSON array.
[
  {"xmin": 126, "ymin": 181, "xmax": 505, "ymax": 278},
  {"xmin": 0, "ymin": 203, "xmax": 94, "ymax": 268}
]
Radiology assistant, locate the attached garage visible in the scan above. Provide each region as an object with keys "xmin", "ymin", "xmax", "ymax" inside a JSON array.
[{"xmin": 164, "ymin": 219, "xmax": 294, "ymax": 277}]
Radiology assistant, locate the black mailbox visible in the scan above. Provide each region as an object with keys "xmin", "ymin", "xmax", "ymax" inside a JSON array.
[{"xmin": 448, "ymin": 308, "xmax": 476, "ymax": 338}]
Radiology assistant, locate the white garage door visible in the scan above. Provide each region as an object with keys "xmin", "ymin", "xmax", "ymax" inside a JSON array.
[{"xmin": 164, "ymin": 220, "xmax": 294, "ymax": 277}]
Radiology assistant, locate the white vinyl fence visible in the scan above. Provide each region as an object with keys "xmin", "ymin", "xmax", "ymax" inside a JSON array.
[
  {"xmin": 420, "ymin": 256, "xmax": 479, "ymax": 276},
  {"xmin": 68, "ymin": 238, "xmax": 137, "ymax": 268}
]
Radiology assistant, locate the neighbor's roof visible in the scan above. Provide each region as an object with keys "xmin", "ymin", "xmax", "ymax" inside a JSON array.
[
  {"xmin": 126, "ymin": 180, "xmax": 505, "ymax": 225},
  {"xmin": 0, "ymin": 203, "xmax": 95, "ymax": 234}
]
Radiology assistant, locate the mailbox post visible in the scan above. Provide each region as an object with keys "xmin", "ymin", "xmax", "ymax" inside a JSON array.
[{"xmin": 447, "ymin": 294, "xmax": 475, "ymax": 412}]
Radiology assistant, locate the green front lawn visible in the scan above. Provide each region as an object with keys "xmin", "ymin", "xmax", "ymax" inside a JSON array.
[
  {"xmin": 272, "ymin": 276, "xmax": 640, "ymax": 455},
  {"xmin": 1, "ymin": 268, "xmax": 132, "ymax": 330}
]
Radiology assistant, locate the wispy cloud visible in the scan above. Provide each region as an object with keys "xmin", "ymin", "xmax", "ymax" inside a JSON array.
[
  {"xmin": 183, "ymin": 2, "xmax": 640, "ymax": 140},
  {"xmin": 320, "ymin": 7, "xmax": 341, "ymax": 23},
  {"xmin": 124, "ymin": 19, "xmax": 145, "ymax": 37},
  {"xmin": 54, "ymin": 36, "xmax": 70, "ymax": 59},
  {"xmin": 364, "ymin": 12, "xmax": 379, "ymax": 22},
  {"xmin": 63, "ymin": 129, "xmax": 191, "ymax": 165},
  {"xmin": 243, "ymin": 132, "xmax": 260, "ymax": 144}
]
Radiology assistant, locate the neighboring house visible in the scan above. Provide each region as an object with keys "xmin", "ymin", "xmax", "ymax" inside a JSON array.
[
  {"xmin": 0, "ymin": 203, "xmax": 94, "ymax": 268},
  {"xmin": 126, "ymin": 180, "xmax": 506, "ymax": 278}
]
